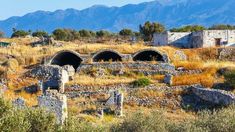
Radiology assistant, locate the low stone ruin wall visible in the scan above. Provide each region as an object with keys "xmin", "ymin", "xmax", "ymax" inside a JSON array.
[
  {"xmin": 191, "ymin": 86, "xmax": 235, "ymax": 106},
  {"xmin": 30, "ymin": 65, "xmax": 70, "ymax": 93},
  {"xmin": 218, "ymin": 48, "xmax": 235, "ymax": 61},
  {"xmin": 77, "ymin": 62, "xmax": 176, "ymax": 75}
]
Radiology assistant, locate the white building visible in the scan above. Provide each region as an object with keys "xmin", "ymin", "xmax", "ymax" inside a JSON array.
[{"xmin": 153, "ymin": 30, "xmax": 235, "ymax": 48}]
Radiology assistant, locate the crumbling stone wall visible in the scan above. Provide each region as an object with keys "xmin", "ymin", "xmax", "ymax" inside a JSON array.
[
  {"xmin": 218, "ymin": 48, "xmax": 235, "ymax": 61},
  {"xmin": 103, "ymin": 90, "xmax": 124, "ymax": 116},
  {"xmin": 30, "ymin": 65, "xmax": 69, "ymax": 93},
  {"xmin": 153, "ymin": 31, "xmax": 191, "ymax": 48},
  {"xmin": 78, "ymin": 62, "xmax": 176, "ymax": 75},
  {"xmin": 191, "ymin": 86, "xmax": 235, "ymax": 106},
  {"xmin": 38, "ymin": 90, "xmax": 68, "ymax": 124}
]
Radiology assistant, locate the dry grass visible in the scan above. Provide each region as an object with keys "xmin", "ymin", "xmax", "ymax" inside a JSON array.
[
  {"xmin": 173, "ymin": 61, "xmax": 204, "ymax": 70},
  {"xmin": 133, "ymin": 89, "xmax": 165, "ymax": 99},
  {"xmin": 203, "ymin": 60, "xmax": 235, "ymax": 69},
  {"xmin": 68, "ymin": 75, "xmax": 136, "ymax": 86},
  {"xmin": 3, "ymin": 90, "xmax": 40, "ymax": 106},
  {"xmin": 173, "ymin": 67, "xmax": 218, "ymax": 87}
]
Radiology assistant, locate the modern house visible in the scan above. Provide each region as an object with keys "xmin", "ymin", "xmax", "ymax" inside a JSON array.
[{"xmin": 153, "ymin": 30, "xmax": 235, "ymax": 48}]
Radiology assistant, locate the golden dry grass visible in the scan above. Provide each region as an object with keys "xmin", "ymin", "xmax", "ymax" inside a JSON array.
[
  {"xmin": 3, "ymin": 90, "xmax": 40, "ymax": 106},
  {"xmin": 173, "ymin": 61, "xmax": 204, "ymax": 70},
  {"xmin": 68, "ymin": 75, "xmax": 136, "ymax": 86},
  {"xmin": 203, "ymin": 60, "xmax": 235, "ymax": 69},
  {"xmin": 134, "ymin": 89, "xmax": 165, "ymax": 99},
  {"xmin": 173, "ymin": 67, "xmax": 218, "ymax": 87}
]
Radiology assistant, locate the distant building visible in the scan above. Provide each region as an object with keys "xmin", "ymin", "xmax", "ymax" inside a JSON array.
[{"xmin": 153, "ymin": 30, "xmax": 235, "ymax": 48}]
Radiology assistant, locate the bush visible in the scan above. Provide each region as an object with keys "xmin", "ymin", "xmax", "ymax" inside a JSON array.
[
  {"xmin": 170, "ymin": 106, "xmax": 235, "ymax": 132},
  {"xmin": 132, "ymin": 78, "xmax": 151, "ymax": 87},
  {"xmin": 32, "ymin": 30, "xmax": 49, "ymax": 37},
  {"xmin": 119, "ymin": 29, "xmax": 133, "ymax": 37},
  {"xmin": 224, "ymin": 69, "xmax": 235, "ymax": 88},
  {"xmin": 0, "ymin": 98, "xmax": 12, "ymax": 118},
  {"xmin": 0, "ymin": 98, "xmax": 57, "ymax": 132},
  {"xmin": 0, "ymin": 31, "xmax": 4, "ymax": 38},
  {"xmin": 62, "ymin": 117, "xmax": 105, "ymax": 132},
  {"xmin": 110, "ymin": 111, "xmax": 167, "ymax": 132},
  {"xmin": 11, "ymin": 29, "xmax": 30, "ymax": 38},
  {"xmin": 170, "ymin": 25, "xmax": 206, "ymax": 32}
]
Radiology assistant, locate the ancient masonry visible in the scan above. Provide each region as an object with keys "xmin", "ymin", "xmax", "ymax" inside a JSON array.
[
  {"xmin": 38, "ymin": 90, "xmax": 68, "ymax": 124},
  {"xmin": 105, "ymin": 90, "xmax": 124, "ymax": 116},
  {"xmin": 32, "ymin": 65, "xmax": 70, "ymax": 124},
  {"xmin": 191, "ymin": 86, "xmax": 235, "ymax": 106}
]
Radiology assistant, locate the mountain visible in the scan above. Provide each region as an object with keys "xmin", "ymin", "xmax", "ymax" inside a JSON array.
[{"xmin": 1, "ymin": 0, "xmax": 235, "ymax": 36}]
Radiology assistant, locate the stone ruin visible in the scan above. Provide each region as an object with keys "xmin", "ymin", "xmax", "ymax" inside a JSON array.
[
  {"xmin": 97, "ymin": 90, "xmax": 124, "ymax": 118},
  {"xmin": 30, "ymin": 65, "xmax": 73, "ymax": 93},
  {"xmin": 12, "ymin": 97, "xmax": 26, "ymax": 108},
  {"xmin": 191, "ymin": 85, "xmax": 235, "ymax": 106},
  {"xmin": 31, "ymin": 36, "xmax": 58, "ymax": 47},
  {"xmin": 164, "ymin": 74, "xmax": 173, "ymax": 85},
  {"xmin": 30, "ymin": 65, "xmax": 70, "ymax": 124},
  {"xmin": 38, "ymin": 90, "xmax": 68, "ymax": 124}
]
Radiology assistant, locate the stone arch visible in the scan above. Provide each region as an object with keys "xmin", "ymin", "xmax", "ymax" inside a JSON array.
[
  {"xmin": 50, "ymin": 50, "xmax": 83, "ymax": 71},
  {"xmin": 92, "ymin": 49, "xmax": 123, "ymax": 62},
  {"xmin": 133, "ymin": 49, "xmax": 167, "ymax": 62}
]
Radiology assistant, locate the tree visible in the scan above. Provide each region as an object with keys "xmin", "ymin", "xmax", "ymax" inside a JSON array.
[
  {"xmin": 52, "ymin": 29, "xmax": 67, "ymax": 41},
  {"xmin": 170, "ymin": 25, "xmax": 206, "ymax": 32},
  {"xmin": 96, "ymin": 30, "xmax": 111, "ymax": 38},
  {"xmin": 79, "ymin": 29, "xmax": 92, "ymax": 38},
  {"xmin": 11, "ymin": 29, "xmax": 30, "ymax": 38},
  {"xmin": 209, "ymin": 24, "xmax": 235, "ymax": 30},
  {"xmin": 119, "ymin": 29, "xmax": 133, "ymax": 37},
  {"xmin": 0, "ymin": 31, "xmax": 4, "ymax": 38},
  {"xmin": 139, "ymin": 21, "xmax": 165, "ymax": 41},
  {"xmin": 32, "ymin": 30, "xmax": 49, "ymax": 37},
  {"xmin": 52, "ymin": 29, "xmax": 79, "ymax": 41}
]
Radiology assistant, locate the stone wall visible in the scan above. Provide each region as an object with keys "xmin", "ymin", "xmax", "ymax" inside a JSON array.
[
  {"xmin": 153, "ymin": 31, "xmax": 191, "ymax": 48},
  {"xmin": 77, "ymin": 62, "xmax": 176, "ymax": 75},
  {"xmin": 202, "ymin": 30, "xmax": 235, "ymax": 47},
  {"xmin": 153, "ymin": 32, "xmax": 168, "ymax": 46},
  {"xmin": 154, "ymin": 30, "xmax": 235, "ymax": 48},
  {"xmin": 38, "ymin": 90, "xmax": 68, "ymax": 124},
  {"xmin": 30, "ymin": 65, "xmax": 69, "ymax": 93},
  {"xmin": 191, "ymin": 86, "xmax": 235, "ymax": 106},
  {"xmin": 218, "ymin": 48, "xmax": 235, "ymax": 61}
]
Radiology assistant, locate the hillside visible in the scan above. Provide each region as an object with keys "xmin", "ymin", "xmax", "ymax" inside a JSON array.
[{"xmin": 1, "ymin": 0, "xmax": 235, "ymax": 36}]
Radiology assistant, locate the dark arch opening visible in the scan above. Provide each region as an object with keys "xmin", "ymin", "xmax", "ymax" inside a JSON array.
[
  {"xmin": 133, "ymin": 50, "xmax": 164, "ymax": 62},
  {"xmin": 93, "ymin": 51, "xmax": 122, "ymax": 62},
  {"xmin": 51, "ymin": 51, "xmax": 82, "ymax": 71}
]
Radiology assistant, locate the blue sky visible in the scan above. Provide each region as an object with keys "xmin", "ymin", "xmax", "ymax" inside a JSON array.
[{"xmin": 0, "ymin": 0, "xmax": 153, "ymax": 20}]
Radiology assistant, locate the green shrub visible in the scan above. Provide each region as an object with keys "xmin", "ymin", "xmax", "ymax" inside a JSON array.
[
  {"xmin": 224, "ymin": 69, "xmax": 235, "ymax": 88},
  {"xmin": 168, "ymin": 106, "xmax": 235, "ymax": 132},
  {"xmin": 25, "ymin": 109, "xmax": 57, "ymax": 132},
  {"xmin": 32, "ymin": 30, "xmax": 49, "ymax": 37},
  {"xmin": 132, "ymin": 78, "xmax": 151, "ymax": 87},
  {"xmin": 62, "ymin": 117, "xmax": 105, "ymax": 132},
  {"xmin": 0, "ymin": 98, "xmax": 12, "ymax": 118},
  {"xmin": 11, "ymin": 29, "xmax": 30, "ymax": 38},
  {"xmin": 110, "ymin": 111, "xmax": 167, "ymax": 132}
]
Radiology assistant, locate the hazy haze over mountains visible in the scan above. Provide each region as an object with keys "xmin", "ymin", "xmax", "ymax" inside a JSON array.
[{"xmin": 0, "ymin": 0, "xmax": 234, "ymax": 36}]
